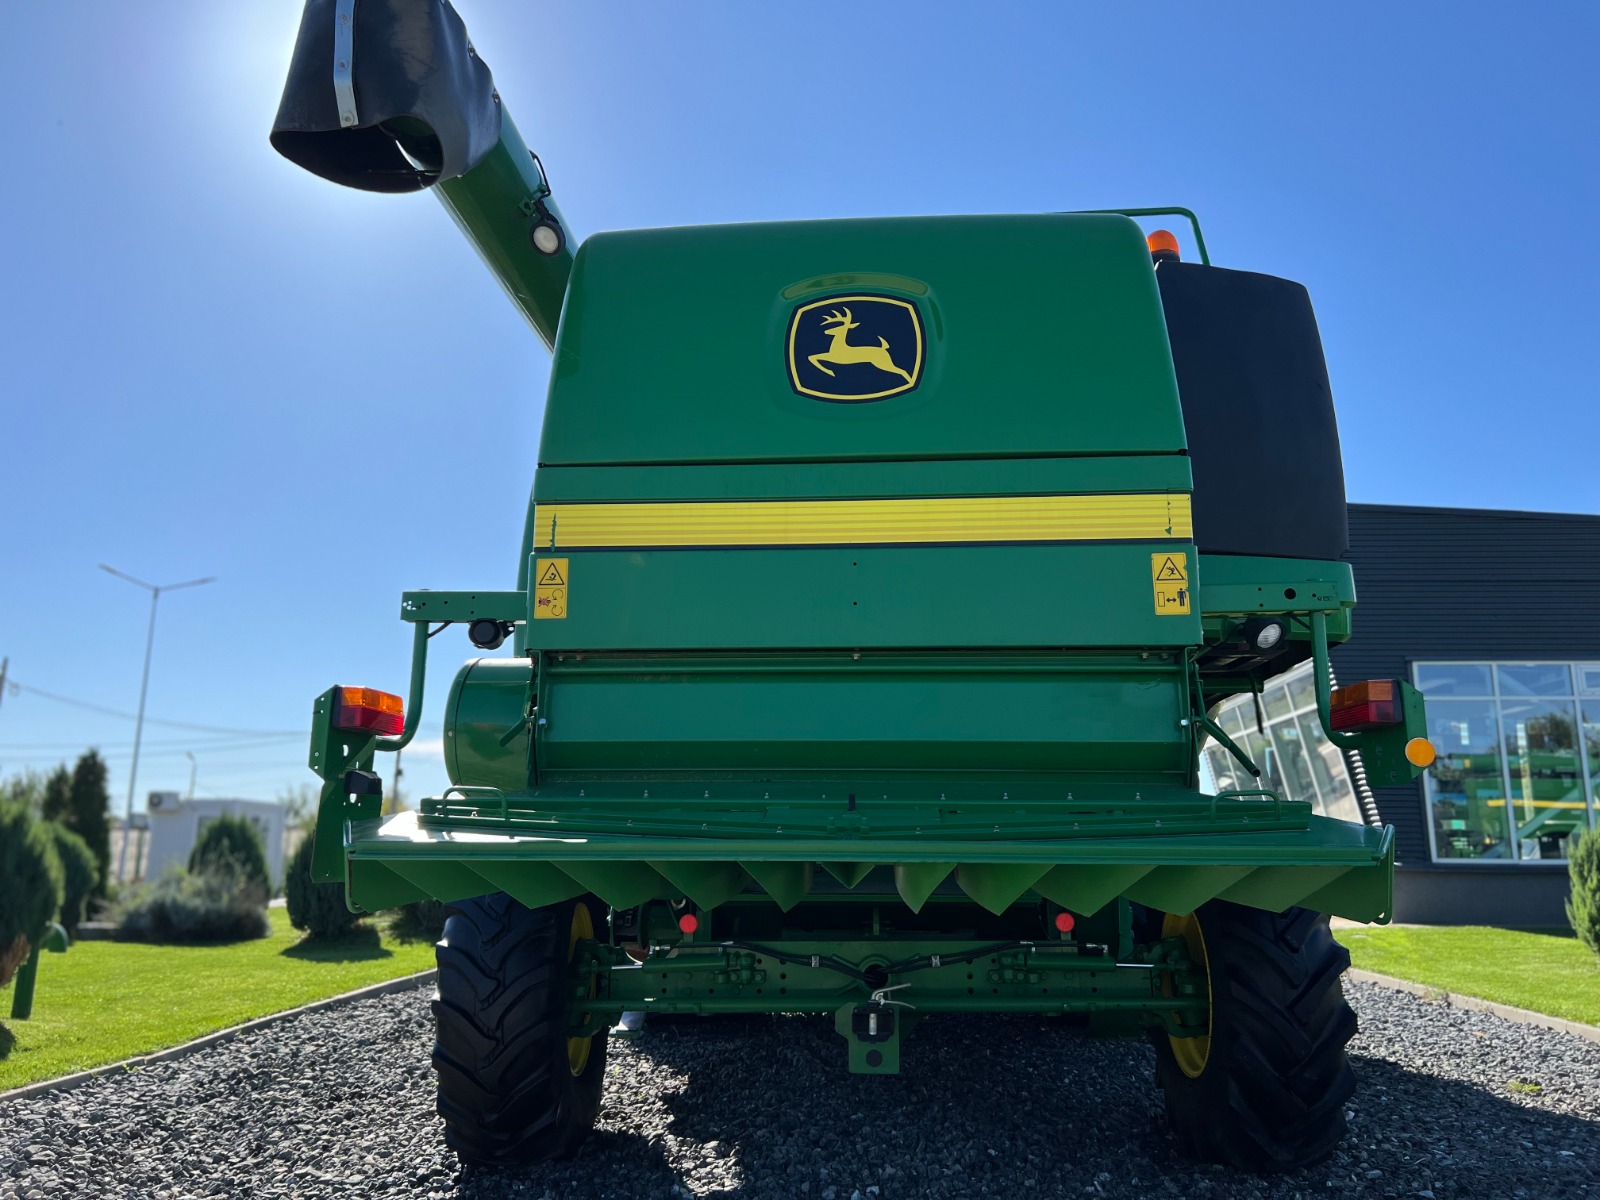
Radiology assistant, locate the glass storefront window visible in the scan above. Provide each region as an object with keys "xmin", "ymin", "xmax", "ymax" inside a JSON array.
[
  {"xmin": 1415, "ymin": 663, "xmax": 1494, "ymax": 697},
  {"xmin": 1286, "ymin": 669, "xmax": 1316, "ymax": 716},
  {"xmin": 1263, "ymin": 678, "xmax": 1294, "ymax": 721},
  {"xmin": 1496, "ymin": 663, "xmax": 1572, "ymax": 697},
  {"xmin": 1423, "ymin": 698, "xmax": 1509, "ymax": 860},
  {"xmin": 1583, "ymin": 700, "xmax": 1600, "ymax": 813},
  {"xmin": 1501, "ymin": 698, "xmax": 1583, "ymax": 860},
  {"xmin": 1202, "ymin": 660, "xmax": 1360, "ymax": 823},
  {"xmin": 1415, "ymin": 661, "xmax": 1599, "ymax": 865},
  {"xmin": 1271, "ymin": 720, "xmax": 1318, "ymax": 804},
  {"xmin": 1218, "ymin": 705, "xmax": 1248, "ymax": 740},
  {"xmin": 1297, "ymin": 712, "xmax": 1361, "ymax": 824}
]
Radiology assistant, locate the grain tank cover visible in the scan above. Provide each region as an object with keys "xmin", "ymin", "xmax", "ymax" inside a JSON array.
[
  {"xmin": 539, "ymin": 214, "xmax": 1186, "ymax": 466},
  {"xmin": 1156, "ymin": 261, "xmax": 1348, "ymax": 561}
]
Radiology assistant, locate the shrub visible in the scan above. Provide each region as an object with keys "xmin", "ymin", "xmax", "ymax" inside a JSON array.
[
  {"xmin": 1568, "ymin": 828, "xmax": 1600, "ymax": 959},
  {"xmin": 189, "ymin": 813, "xmax": 271, "ymax": 895},
  {"xmin": 117, "ymin": 861, "xmax": 270, "ymax": 944},
  {"xmin": 37, "ymin": 752, "xmax": 114, "ymax": 897},
  {"xmin": 285, "ymin": 823, "xmax": 361, "ymax": 940},
  {"xmin": 68, "ymin": 750, "xmax": 113, "ymax": 897},
  {"xmin": 386, "ymin": 898, "xmax": 447, "ymax": 943},
  {"xmin": 45, "ymin": 822, "xmax": 98, "ymax": 935},
  {"xmin": 0, "ymin": 798, "xmax": 65, "ymax": 987}
]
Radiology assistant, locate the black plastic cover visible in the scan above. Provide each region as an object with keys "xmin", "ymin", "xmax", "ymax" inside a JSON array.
[
  {"xmin": 270, "ymin": 0, "xmax": 499, "ymax": 193},
  {"xmin": 1156, "ymin": 261, "xmax": 1348, "ymax": 561}
]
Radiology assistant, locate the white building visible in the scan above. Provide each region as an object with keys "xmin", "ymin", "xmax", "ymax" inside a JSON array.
[{"xmin": 144, "ymin": 793, "xmax": 288, "ymax": 889}]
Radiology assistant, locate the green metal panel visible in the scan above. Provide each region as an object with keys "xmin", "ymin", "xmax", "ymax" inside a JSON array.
[
  {"xmin": 892, "ymin": 862, "xmax": 955, "ymax": 912},
  {"xmin": 400, "ymin": 591, "xmax": 525, "ymax": 622},
  {"xmin": 531, "ymin": 456, "xmax": 1194, "ymax": 505},
  {"xmin": 341, "ymin": 810, "xmax": 1394, "ymax": 923},
  {"xmin": 819, "ymin": 862, "xmax": 878, "ymax": 889},
  {"xmin": 536, "ymin": 652, "xmax": 1190, "ymax": 776},
  {"xmin": 1123, "ymin": 866, "xmax": 1256, "ymax": 916},
  {"xmin": 1034, "ymin": 864, "xmax": 1156, "ymax": 917},
  {"xmin": 740, "ymin": 862, "xmax": 814, "ymax": 911},
  {"xmin": 379, "ymin": 859, "xmax": 497, "ymax": 904},
  {"xmin": 953, "ymin": 864, "xmax": 1052, "ymax": 914},
  {"xmin": 1196, "ymin": 554, "xmax": 1356, "ymax": 616},
  {"xmin": 1300, "ymin": 858, "xmax": 1394, "ymax": 924},
  {"xmin": 463, "ymin": 861, "xmax": 584, "ymax": 911},
  {"xmin": 523, "ymin": 543, "xmax": 1200, "ymax": 651},
  {"xmin": 347, "ymin": 860, "xmax": 428, "ymax": 912},
  {"xmin": 556, "ymin": 861, "xmax": 676, "ymax": 910},
  {"xmin": 647, "ymin": 861, "xmax": 752, "ymax": 910},
  {"xmin": 540, "ymin": 215, "xmax": 1185, "ymax": 466},
  {"xmin": 1215, "ymin": 865, "xmax": 1354, "ymax": 912}
]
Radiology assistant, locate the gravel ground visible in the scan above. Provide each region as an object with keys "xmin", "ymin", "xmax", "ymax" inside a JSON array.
[{"xmin": 3, "ymin": 979, "xmax": 1596, "ymax": 1200}]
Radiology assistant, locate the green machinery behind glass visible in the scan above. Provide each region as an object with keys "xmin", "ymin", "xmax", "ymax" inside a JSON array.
[{"xmin": 271, "ymin": 0, "xmax": 1432, "ymax": 1175}]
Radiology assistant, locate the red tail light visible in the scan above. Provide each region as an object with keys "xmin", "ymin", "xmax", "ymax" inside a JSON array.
[
  {"xmin": 332, "ymin": 686, "xmax": 404, "ymax": 736},
  {"xmin": 1330, "ymin": 680, "xmax": 1399, "ymax": 731}
]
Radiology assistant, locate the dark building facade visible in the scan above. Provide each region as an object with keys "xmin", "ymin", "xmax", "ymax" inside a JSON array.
[{"xmin": 1331, "ymin": 503, "xmax": 1600, "ymax": 925}]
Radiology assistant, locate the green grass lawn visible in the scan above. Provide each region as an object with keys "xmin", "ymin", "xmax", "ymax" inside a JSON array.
[
  {"xmin": 0, "ymin": 908, "xmax": 436, "ymax": 1091},
  {"xmin": 1340, "ymin": 924, "xmax": 1600, "ymax": 1026}
]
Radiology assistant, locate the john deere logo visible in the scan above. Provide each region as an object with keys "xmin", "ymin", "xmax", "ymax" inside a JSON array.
[{"xmin": 787, "ymin": 293, "xmax": 923, "ymax": 402}]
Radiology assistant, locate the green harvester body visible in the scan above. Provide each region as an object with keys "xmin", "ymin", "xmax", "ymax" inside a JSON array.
[{"xmin": 274, "ymin": 0, "xmax": 1426, "ymax": 1095}]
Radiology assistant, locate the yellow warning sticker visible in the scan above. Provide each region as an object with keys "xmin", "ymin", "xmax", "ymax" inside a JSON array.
[
  {"xmin": 534, "ymin": 557, "xmax": 568, "ymax": 620},
  {"xmin": 1151, "ymin": 552, "xmax": 1190, "ymax": 615}
]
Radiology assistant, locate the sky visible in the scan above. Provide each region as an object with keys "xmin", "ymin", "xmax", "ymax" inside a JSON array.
[{"xmin": 2, "ymin": 2, "xmax": 1596, "ymax": 819}]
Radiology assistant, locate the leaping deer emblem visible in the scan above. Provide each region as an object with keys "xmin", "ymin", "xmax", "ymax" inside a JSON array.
[{"xmin": 808, "ymin": 308, "xmax": 914, "ymax": 384}]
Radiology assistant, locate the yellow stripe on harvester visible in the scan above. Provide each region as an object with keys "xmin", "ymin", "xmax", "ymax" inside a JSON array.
[{"xmin": 534, "ymin": 493, "xmax": 1191, "ymax": 549}]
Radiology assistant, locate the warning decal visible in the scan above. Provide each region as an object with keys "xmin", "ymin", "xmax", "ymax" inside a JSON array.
[
  {"xmin": 1151, "ymin": 552, "xmax": 1190, "ymax": 615},
  {"xmin": 534, "ymin": 557, "xmax": 568, "ymax": 620}
]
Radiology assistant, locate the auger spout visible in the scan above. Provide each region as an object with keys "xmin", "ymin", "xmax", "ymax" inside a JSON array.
[{"xmin": 271, "ymin": 0, "xmax": 573, "ymax": 347}]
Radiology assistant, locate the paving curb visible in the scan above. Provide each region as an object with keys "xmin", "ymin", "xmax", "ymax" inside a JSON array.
[
  {"xmin": 0, "ymin": 969, "xmax": 437, "ymax": 1105},
  {"xmin": 1346, "ymin": 967, "xmax": 1600, "ymax": 1045}
]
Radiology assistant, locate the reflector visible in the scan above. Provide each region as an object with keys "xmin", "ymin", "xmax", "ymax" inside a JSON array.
[
  {"xmin": 332, "ymin": 686, "xmax": 405, "ymax": 736},
  {"xmin": 1404, "ymin": 737, "xmax": 1437, "ymax": 768}
]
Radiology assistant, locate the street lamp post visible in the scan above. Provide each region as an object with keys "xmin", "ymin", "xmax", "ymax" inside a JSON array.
[{"xmin": 101, "ymin": 564, "xmax": 215, "ymax": 883}]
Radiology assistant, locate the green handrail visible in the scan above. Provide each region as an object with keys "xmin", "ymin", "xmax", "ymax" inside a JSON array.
[
  {"xmin": 1311, "ymin": 610, "xmax": 1362, "ymax": 748},
  {"xmin": 376, "ymin": 620, "xmax": 430, "ymax": 752}
]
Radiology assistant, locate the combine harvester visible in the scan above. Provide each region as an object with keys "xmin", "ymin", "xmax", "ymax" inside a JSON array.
[{"xmin": 271, "ymin": 0, "xmax": 1434, "ymax": 1172}]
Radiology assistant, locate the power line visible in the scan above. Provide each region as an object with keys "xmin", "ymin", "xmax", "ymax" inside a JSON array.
[
  {"xmin": 9, "ymin": 680, "xmax": 301, "ymax": 736},
  {"xmin": 0, "ymin": 732, "xmax": 304, "ymax": 753},
  {"xmin": 0, "ymin": 736, "xmax": 301, "ymax": 760}
]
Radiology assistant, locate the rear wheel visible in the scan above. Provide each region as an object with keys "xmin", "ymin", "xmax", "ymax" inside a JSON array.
[
  {"xmin": 1153, "ymin": 901, "xmax": 1356, "ymax": 1173},
  {"xmin": 432, "ymin": 893, "xmax": 608, "ymax": 1165}
]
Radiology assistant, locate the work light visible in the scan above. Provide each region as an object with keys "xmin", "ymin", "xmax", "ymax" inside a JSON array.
[{"xmin": 1242, "ymin": 617, "xmax": 1287, "ymax": 654}]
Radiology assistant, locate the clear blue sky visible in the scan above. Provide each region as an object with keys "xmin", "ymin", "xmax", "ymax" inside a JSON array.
[{"xmin": 3, "ymin": 2, "xmax": 1596, "ymax": 814}]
